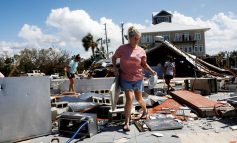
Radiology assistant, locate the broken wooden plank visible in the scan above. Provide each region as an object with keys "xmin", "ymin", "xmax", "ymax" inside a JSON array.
[{"xmin": 170, "ymin": 90, "xmax": 218, "ymax": 117}]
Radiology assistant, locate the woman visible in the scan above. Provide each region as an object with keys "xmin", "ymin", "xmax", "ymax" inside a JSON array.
[
  {"xmin": 112, "ymin": 26, "xmax": 156, "ymax": 131},
  {"xmin": 65, "ymin": 54, "xmax": 81, "ymax": 92}
]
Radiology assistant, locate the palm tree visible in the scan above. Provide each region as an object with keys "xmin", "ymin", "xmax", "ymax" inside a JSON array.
[
  {"xmin": 216, "ymin": 52, "xmax": 225, "ymax": 68},
  {"xmin": 82, "ymin": 33, "xmax": 98, "ymax": 57}
]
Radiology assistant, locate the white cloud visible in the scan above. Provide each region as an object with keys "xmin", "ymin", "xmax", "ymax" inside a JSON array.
[
  {"xmin": 172, "ymin": 11, "xmax": 237, "ymax": 54},
  {"xmin": 45, "ymin": 7, "xmax": 147, "ymax": 58},
  {"xmin": 18, "ymin": 24, "xmax": 63, "ymax": 48},
  {"xmin": 0, "ymin": 41, "xmax": 29, "ymax": 57}
]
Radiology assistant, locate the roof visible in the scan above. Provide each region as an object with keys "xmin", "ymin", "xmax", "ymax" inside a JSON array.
[
  {"xmin": 146, "ymin": 40, "xmax": 230, "ymax": 76},
  {"xmin": 152, "ymin": 10, "xmax": 172, "ymax": 17},
  {"xmin": 140, "ymin": 22, "xmax": 210, "ymax": 33}
]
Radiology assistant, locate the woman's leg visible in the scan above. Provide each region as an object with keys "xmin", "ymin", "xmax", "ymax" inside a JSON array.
[
  {"xmin": 69, "ymin": 78, "xmax": 75, "ymax": 92},
  {"xmin": 135, "ymin": 91, "xmax": 148, "ymax": 119},
  {"xmin": 124, "ymin": 90, "xmax": 134, "ymax": 129},
  {"xmin": 134, "ymin": 91, "xmax": 147, "ymax": 114}
]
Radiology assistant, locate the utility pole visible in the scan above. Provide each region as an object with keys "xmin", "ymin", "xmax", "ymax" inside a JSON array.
[
  {"xmin": 104, "ymin": 23, "xmax": 109, "ymax": 57},
  {"xmin": 228, "ymin": 52, "xmax": 230, "ymax": 68},
  {"xmin": 121, "ymin": 22, "xmax": 124, "ymax": 44},
  {"xmin": 234, "ymin": 56, "xmax": 237, "ymax": 68}
]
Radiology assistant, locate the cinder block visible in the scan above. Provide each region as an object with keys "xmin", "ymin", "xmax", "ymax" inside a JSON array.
[
  {"xmin": 91, "ymin": 89, "xmax": 110, "ymax": 94},
  {"xmin": 52, "ymin": 101, "xmax": 68, "ymax": 108},
  {"xmin": 104, "ymin": 96, "xmax": 111, "ymax": 105},
  {"xmin": 92, "ymin": 96, "xmax": 103, "ymax": 104}
]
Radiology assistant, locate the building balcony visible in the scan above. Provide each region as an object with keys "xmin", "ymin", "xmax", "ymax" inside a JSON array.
[{"xmin": 172, "ymin": 39, "xmax": 196, "ymax": 44}]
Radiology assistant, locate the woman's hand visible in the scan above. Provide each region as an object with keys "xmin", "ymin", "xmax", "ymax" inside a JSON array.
[
  {"xmin": 113, "ymin": 67, "xmax": 119, "ymax": 76},
  {"xmin": 151, "ymin": 70, "xmax": 157, "ymax": 76}
]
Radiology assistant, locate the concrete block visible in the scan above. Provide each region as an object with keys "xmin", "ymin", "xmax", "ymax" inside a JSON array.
[
  {"xmin": 92, "ymin": 96, "xmax": 103, "ymax": 104},
  {"xmin": 52, "ymin": 101, "xmax": 68, "ymax": 108}
]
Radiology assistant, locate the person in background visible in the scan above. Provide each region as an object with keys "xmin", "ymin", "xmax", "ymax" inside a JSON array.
[
  {"xmin": 164, "ymin": 56, "xmax": 176, "ymax": 91},
  {"xmin": 65, "ymin": 54, "xmax": 81, "ymax": 92},
  {"xmin": 0, "ymin": 72, "xmax": 4, "ymax": 78},
  {"xmin": 112, "ymin": 26, "xmax": 156, "ymax": 132}
]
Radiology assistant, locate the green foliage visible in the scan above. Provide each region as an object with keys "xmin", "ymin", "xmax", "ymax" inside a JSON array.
[
  {"xmin": 0, "ymin": 48, "xmax": 70, "ymax": 76},
  {"xmin": 0, "ymin": 57, "xmax": 14, "ymax": 76},
  {"xmin": 94, "ymin": 46, "xmax": 106, "ymax": 61},
  {"xmin": 82, "ymin": 33, "xmax": 98, "ymax": 56}
]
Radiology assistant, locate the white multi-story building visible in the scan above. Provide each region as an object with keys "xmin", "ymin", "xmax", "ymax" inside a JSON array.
[{"xmin": 140, "ymin": 10, "xmax": 210, "ymax": 58}]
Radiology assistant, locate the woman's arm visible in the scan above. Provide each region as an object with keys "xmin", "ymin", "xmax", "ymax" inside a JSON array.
[
  {"xmin": 141, "ymin": 58, "xmax": 156, "ymax": 76},
  {"xmin": 112, "ymin": 55, "xmax": 119, "ymax": 76}
]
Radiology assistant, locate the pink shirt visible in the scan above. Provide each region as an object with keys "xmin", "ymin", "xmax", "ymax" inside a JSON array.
[{"xmin": 114, "ymin": 44, "xmax": 146, "ymax": 81}]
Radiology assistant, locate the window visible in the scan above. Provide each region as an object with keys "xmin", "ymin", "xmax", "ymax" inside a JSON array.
[
  {"xmin": 194, "ymin": 32, "xmax": 201, "ymax": 40},
  {"xmin": 146, "ymin": 35, "xmax": 152, "ymax": 43},
  {"xmin": 189, "ymin": 47, "xmax": 192, "ymax": 52},
  {"xmin": 184, "ymin": 47, "xmax": 188, "ymax": 52},
  {"xmin": 199, "ymin": 44, "xmax": 203, "ymax": 52},
  {"xmin": 194, "ymin": 45, "xmax": 198, "ymax": 52},
  {"xmin": 163, "ymin": 34, "xmax": 170, "ymax": 41},
  {"xmin": 141, "ymin": 35, "xmax": 152, "ymax": 43},
  {"xmin": 141, "ymin": 35, "xmax": 146, "ymax": 43},
  {"xmin": 174, "ymin": 33, "xmax": 180, "ymax": 41},
  {"xmin": 183, "ymin": 32, "xmax": 189, "ymax": 41},
  {"xmin": 156, "ymin": 17, "xmax": 169, "ymax": 23}
]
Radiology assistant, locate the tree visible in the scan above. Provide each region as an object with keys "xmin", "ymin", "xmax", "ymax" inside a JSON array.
[
  {"xmin": 7, "ymin": 48, "xmax": 70, "ymax": 76},
  {"xmin": 229, "ymin": 50, "xmax": 237, "ymax": 68},
  {"xmin": 82, "ymin": 33, "xmax": 98, "ymax": 56},
  {"xmin": 216, "ymin": 52, "xmax": 225, "ymax": 68},
  {"xmin": 0, "ymin": 56, "xmax": 14, "ymax": 76},
  {"xmin": 36, "ymin": 48, "xmax": 70, "ymax": 75},
  {"xmin": 94, "ymin": 46, "xmax": 106, "ymax": 61}
]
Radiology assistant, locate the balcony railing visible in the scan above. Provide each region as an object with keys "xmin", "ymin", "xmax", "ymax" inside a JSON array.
[{"xmin": 172, "ymin": 36, "xmax": 196, "ymax": 43}]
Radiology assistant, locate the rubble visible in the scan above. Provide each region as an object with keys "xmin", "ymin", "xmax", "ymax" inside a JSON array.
[{"xmin": 1, "ymin": 66, "xmax": 237, "ymax": 143}]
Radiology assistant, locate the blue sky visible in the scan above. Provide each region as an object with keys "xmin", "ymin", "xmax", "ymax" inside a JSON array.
[{"xmin": 0, "ymin": 0, "xmax": 237, "ymax": 57}]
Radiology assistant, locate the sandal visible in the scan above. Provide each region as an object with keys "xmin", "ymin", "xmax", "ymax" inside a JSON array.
[
  {"xmin": 140, "ymin": 109, "xmax": 149, "ymax": 119},
  {"xmin": 170, "ymin": 88, "xmax": 175, "ymax": 91},
  {"xmin": 123, "ymin": 125, "xmax": 130, "ymax": 132}
]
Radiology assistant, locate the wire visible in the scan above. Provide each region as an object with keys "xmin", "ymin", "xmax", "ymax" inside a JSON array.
[{"xmin": 66, "ymin": 121, "xmax": 88, "ymax": 143}]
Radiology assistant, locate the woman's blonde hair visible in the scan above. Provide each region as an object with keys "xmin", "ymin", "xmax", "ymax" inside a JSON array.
[{"xmin": 128, "ymin": 26, "xmax": 141, "ymax": 39}]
